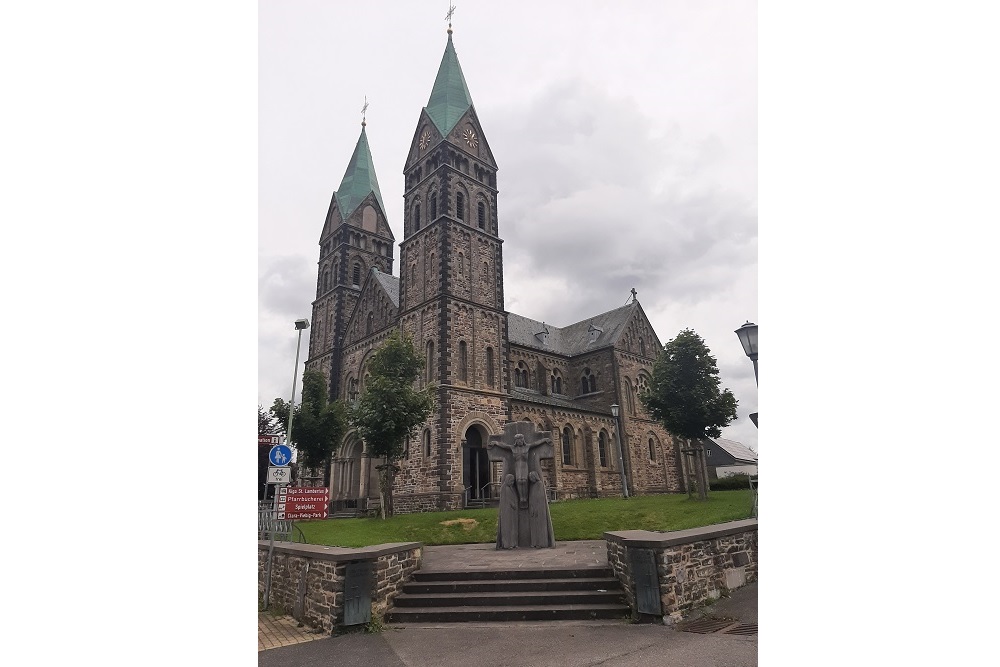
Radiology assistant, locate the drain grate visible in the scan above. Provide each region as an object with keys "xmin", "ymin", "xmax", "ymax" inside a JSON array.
[
  {"xmin": 678, "ymin": 617, "xmax": 757, "ymax": 636},
  {"xmin": 680, "ymin": 617, "xmax": 738, "ymax": 634}
]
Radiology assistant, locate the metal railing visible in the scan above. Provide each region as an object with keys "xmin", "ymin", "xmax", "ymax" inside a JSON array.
[{"xmin": 257, "ymin": 507, "xmax": 307, "ymax": 543}]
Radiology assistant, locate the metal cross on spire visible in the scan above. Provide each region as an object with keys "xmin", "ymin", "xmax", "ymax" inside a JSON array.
[
  {"xmin": 445, "ymin": 3, "xmax": 456, "ymax": 33},
  {"xmin": 361, "ymin": 96, "xmax": 368, "ymax": 127},
  {"xmin": 628, "ymin": 287, "xmax": 638, "ymax": 304}
]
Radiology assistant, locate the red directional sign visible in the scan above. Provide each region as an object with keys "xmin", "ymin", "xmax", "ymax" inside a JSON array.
[
  {"xmin": 277, "ymin": 486, "xmax": 330, "ymax": 520},
  {"xmin": 259, "ymin": 434, "xmax": 280, "ymax": 446}
]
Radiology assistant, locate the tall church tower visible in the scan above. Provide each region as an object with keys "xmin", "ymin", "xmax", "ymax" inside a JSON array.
[
  {"xmin": 305, "ymin": 124, "xmax": 395, "ymax": 400},
  {"xmin": 397, "ymin": 28, "xmax": 510, "ymax": 508}
]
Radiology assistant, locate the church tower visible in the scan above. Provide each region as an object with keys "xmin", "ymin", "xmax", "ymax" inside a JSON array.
[
  {"xmin": 305, "ymin": 124, "xmax": 395, "ymax": 401},
  {"xmin": 397, "ymin": 28, "xmax": 510, "ymax": 508}
]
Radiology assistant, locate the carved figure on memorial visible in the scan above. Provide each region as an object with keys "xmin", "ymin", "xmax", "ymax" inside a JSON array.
[
  {"xmin": 489, "ymin": 432, "xmax": 551, "ymax": 503},
  {"xmin": 488, "ymin": 422, "xmax": 556, "ymax": 549},
  {"xmin": 497, "ymin": 474, "xmax": 519, "ymax": 549},
  {"xmin": 527, "ymin": 471, "xmax": 555, "ymax": 547}
]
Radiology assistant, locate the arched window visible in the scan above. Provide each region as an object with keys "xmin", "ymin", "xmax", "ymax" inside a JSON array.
[
  {"xmin": 458, "ymin": 341, "xmax": 468, "ymax": 382},
  {"xmin": 456, "ymin": 192, "xmax": 465, "ymax": 220},
  {"xmin": 648, "ymin": 437, "xmax": 656, "ymax": 461},
  {"xmin": 426, "ymin": 340, "xmax": 435, "ymax": 383},
  {"xmin": 430, "ymin": 191, "xmax": 437, "ymax": 219},
  {"xmin": 423, "ymin": 429, "xmax": 432, "ymax": 458},
  {"xmin": 348, "ymin": 377, "xmax": 359, "ymax": 403},
  {"xmin": 589, "ymin": 375, "xmax": 597, "ymax": 393},
  {"xmin": 581, "ymin": 368, "xmax": 595, "ymax": 395},
  {"xmin": 414, "ymin": 203, "xmax": 421, "ymax": 231},
  {"xmin": 515, "ymin": 361, "xmax": 528, "ymax": 388},
  {"xmin": 486, "ymin": 347, "xmax": 494, "ymax": 387},
  {"xmin": 639, "ymin": 337, "xmax": 646, "ymax": 357},
  {"xmin": 478, "ymin": 201, "xmax": 486, "ymax": 229},
  {"xmin": 550, "ymin": 370, "xmax": 563, "ymax": 395},
  {"xmin": 352, "ymin": 263, "xmax": 361, "ymax": 286},
  {"xmin": 323, "ymin": 271, "xmax": 329, "ymax": 291},
  {"xmin": 598, "ymin": 431, "xmax": 609, "ymax": 467},
  {"xmin": 458, "ymin": 252, "xmax": 464, "ymax": 277},
  {"xmin": 411, "ymin": 264, "xmax": 416, "ymax": 283},
  {"xmin": 626, "ymin": 381, "xmax": 635, "ymax": 415},
  {"xmin": 562, "ymin": 426, "xmax": 573, "ymax": 466},
  {"xmin": 366, "ymin": 311, "xmax": 374, "ymax": 335}
]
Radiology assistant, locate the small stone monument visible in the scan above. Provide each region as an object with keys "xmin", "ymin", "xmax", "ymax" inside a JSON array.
[{"xmin": 487, "ymin": 422, "xmax": 556, "ymax": 549}]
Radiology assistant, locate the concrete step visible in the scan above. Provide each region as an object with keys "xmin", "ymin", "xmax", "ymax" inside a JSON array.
[
  {"xmin": 403, "ymin": 577, "xmax": 622, "ymax": 594},
  {"xmin": 393, "ymin": 589, "xmax": 625, "ymax": 608},
  {"xmin": 387, "ymin": 565, "xmax": 628, "ymax": 623},
  {"xmin": 411, "ymin": 566, "xmax": 614, "ymax": 582},
  {"xmin": 385, "ymin": 603, "xmax": 630, "ymax": 624}
]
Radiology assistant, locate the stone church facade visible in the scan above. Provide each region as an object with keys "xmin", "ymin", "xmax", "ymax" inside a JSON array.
[{"xmin": 303, "ymin": 31, "xmax": 687, "ymax": 514}]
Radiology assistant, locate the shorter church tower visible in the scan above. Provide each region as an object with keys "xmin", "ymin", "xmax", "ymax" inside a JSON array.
[{"xmin": 305, "ymin": 123, "xmax": 395, "ymax": 401}]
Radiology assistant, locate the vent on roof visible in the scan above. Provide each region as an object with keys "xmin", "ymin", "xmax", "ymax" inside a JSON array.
[
  {"xmin": 588, "ymin": 323, "xmax": 603, "ymax": 344},
  {"xmin": 535, "ymin": 323, "xmax": 550, "ymax": 346}
]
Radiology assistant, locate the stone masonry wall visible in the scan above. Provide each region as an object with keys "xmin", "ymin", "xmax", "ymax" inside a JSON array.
[
  {"xmin": 259, "ymin": 541, "xmax": 422, "ymax": 634},
  {"xmin": 604, "ymin": 520, "xmax": 757, "ymax": 624}
]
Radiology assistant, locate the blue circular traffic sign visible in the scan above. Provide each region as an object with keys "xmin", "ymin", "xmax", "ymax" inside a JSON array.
[{"xmin": 269, "ymin": 444, "xmax": 292, "ymax": 466}]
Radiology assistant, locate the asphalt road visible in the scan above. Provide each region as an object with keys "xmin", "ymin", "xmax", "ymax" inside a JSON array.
[{"xmin": 260, "ymin": 583, "xmax": 757, "ymax": 667}]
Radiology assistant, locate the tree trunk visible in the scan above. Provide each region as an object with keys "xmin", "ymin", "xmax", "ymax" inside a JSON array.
[
  {"xmin": 697, "ymin": 444, "xmax": 710, "ymax": 501},
  {"xmin": 377, "ymin": 462, "xmax": 397, "ymax": 519}
]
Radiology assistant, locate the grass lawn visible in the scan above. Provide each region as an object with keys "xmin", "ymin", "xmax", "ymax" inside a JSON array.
[{"xmin": 296, "ymin": 490, "xmax": 753, "ymax": 548}]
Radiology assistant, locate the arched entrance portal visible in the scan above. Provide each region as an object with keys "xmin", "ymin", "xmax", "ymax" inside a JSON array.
[{"xmin": 462, "ymin": 425, "xmax": 492, "ymax": 501}]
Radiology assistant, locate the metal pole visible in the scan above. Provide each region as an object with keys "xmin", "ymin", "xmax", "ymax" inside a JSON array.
[
  {"xmin": 263, "ymin": 326, "xmax": 305, "ymax": 610},
  {"xmin": 614, "ymin": 419, "xmax": 629, "ymax": 499},
  {"xmin": 751, "ymin": 357, "xmax": 758, "ymax": 385}
]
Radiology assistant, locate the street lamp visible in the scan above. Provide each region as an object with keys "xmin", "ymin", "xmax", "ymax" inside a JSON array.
[
  {"xmin": 285, "ymin": 318, "xmax": 311, "ymax": 454},
  {"xmin": 610, "ymin": 404, "xmax": 629, "ymax": 499},
  {"xmin": 735, "ymin": 321, "xmax": 758, "ymax": 385},
  {"xmin": 264, "ymin": 317, "xmax": 309, "ymax": 610}
]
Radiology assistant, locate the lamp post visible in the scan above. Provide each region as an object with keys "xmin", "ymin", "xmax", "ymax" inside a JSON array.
[
  {"xmin": 285, "ymin": 318, "xmax": 311, "ymax": 456},
  {"xmin": 263, "ymin": 317, "xmax": 309, "ymax": 610},
  {"xmin": 734, "ymin": 321, "xmax": 758, "ymax": 385},
  {"xmin": 610, "ymin": 404, "xmax": 629, "ymax": 499}
]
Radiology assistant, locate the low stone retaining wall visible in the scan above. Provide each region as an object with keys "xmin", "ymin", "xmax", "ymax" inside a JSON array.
[
  {"xmin": 604, "ymin": 519, "xmax": 757, "ymax": 624},
  {"xmin": 258, "ymin": 541, "xmax": 422, "ymax": 634}
]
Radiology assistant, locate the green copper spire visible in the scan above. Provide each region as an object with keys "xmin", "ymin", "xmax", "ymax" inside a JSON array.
[
  {"xmin": 425, "ymin": 33, "xmax": 474, "ymax": 135},
  {"xmin": 334, "ymin": 126, "xmax": 385, "ymax": 219}
]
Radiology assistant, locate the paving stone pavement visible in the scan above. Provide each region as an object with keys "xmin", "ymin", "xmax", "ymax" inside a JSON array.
[
  {"xmin": 258, "ymin": 612, "xmax": 328, "ymax": 651},
  {"xmin": 419, "ymin": 539, "xmax": 609, "ymax": 571}
]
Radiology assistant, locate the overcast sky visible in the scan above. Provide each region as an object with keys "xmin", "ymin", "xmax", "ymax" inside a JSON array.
[{"xmin": 259, "ymin": 0, "xmax": 758, "ymax": 452}]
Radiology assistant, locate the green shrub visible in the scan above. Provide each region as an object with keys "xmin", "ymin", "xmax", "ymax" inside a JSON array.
[{"xmin": 711, "ymin": 473, "xmax": 751, "ymax": 491}]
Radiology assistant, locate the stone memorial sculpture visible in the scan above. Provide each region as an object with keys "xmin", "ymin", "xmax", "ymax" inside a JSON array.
[{"xmin": 488, "ymin": 422, "xmax": 556, "ymax": 548}]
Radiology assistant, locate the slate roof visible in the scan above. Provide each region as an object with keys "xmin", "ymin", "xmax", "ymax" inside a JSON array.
[
  {"xmin": 507, "ymin": 303, "xmax": 637, "ymax": 357},
  {"xmin": 372, "ymin": 269, "xmax": 399, "ymax": 308},
  {"xmin": 334, "ymin": 127, "xmax": 386, "ymax": 219},
  {"xmin": 425, "ymin": 34, "xmax": 474, "ymax": 135},
  {"xmin": 709, "ymin": 437, "xmax": 758, "ymax": 464}
]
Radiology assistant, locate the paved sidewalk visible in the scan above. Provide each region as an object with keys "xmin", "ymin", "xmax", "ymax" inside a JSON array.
[{"xmin": 258, "ymin": 612, "xmax": 328, "ymax": 652}]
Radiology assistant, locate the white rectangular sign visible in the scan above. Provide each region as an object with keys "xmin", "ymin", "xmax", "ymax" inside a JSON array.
[{"xmin": 267, "ymin": 466, "xmax": 292, "ymax": 484}]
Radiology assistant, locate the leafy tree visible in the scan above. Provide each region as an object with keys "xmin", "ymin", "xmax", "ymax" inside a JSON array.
[
  {"xmin": 270, "ymin": 370, "xmax": 348, "ymax": 479},
  {"xmin": 258, "ymin": 405, "xmax": 280, "ymax": 500},
  {"xmin": 350, "ymin": 330, "xmax": 435, "ymax": 519},
  {"xmin": 640, "ymin": 328, "xmax": 738, "ymax": 500}
]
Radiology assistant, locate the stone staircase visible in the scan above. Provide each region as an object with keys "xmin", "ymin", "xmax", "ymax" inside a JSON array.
[{"xmin": 385, "ymin": 565, "xmax": 629, "ymax": 623}]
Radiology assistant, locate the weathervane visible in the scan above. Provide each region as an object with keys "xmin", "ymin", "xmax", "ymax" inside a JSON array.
[
  {"xmin": 445, "ymin": 3, "xmax": 456, "ymax": 33},
  {"xmin": 361, "ymin": 96, "xmax": 368, "ymax": 127}
]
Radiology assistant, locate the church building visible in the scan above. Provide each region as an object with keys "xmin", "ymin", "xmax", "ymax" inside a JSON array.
[{"xmin": 303, "ymin": 28, "xmax": 688, "ymax": 514}]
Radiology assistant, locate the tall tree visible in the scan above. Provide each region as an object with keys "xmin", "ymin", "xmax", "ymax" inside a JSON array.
[
  {"xmin": 259, "ymin": 405, "xmax": 280, "ymax": 500},
  {"xmin": 270, "ymin": 370, "xmax": 348, "ymax": 479},
  {"xmin": 640, "ymin": 328, "xmax": 738, "ymax": 500},
  {"xmin": 350, "ymin": 330, "xmax": 435, "ymax": 519}
]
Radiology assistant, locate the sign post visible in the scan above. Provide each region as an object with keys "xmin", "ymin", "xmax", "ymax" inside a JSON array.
[{"xmin": 263, "ymin": 444, "xmax": 293, "ymax": 608}]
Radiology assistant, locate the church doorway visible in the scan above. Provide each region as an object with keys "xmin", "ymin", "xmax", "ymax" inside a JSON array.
[
  {"xmin": 462, "ymin": 425, "xmax": 491, "ymax": 501},
  {"xmin": 333, "ymin": 437, "xmax": 363, "ymax": 509}
]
